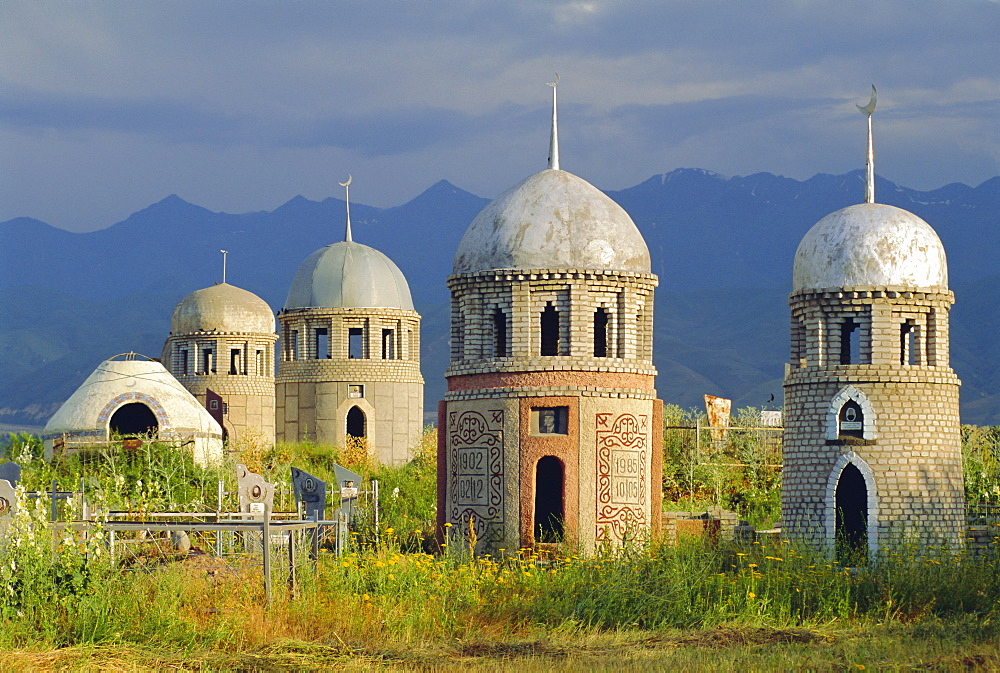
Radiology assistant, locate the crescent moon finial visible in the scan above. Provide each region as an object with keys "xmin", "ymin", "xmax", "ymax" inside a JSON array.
[
  {"xmin": 340, "ymin": 174, "xmax": 353, "ymax": 242},
  {"xmin": 547, "ymin": 73, "xmax": 559, "ymax": 88},
  {"xmin": 857, "ymin": 84, "xmax": 877, "ymax": 116},
  {"xmin": 857, "ymin": 85, "xmax": 877, "ymax": 204}
]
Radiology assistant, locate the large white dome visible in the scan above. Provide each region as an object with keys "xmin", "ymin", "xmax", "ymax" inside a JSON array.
[
  {"xmin": 453, "ymin": 169, "xmax": 651, "ymax": 274},
  {"xmin": 171, "ymin": 283, "xmax": 275, "ymax": 335},
  {"xmin": 792, "ymin": 203, "xmax": 948, "ymax": 292},
  {"xmin": 284, "ymin": 240, "xmax": 414, "ymax": 310}
]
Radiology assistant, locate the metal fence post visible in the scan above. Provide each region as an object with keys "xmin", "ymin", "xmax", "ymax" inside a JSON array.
[
  {"xmin": 310, "ymin": 513, "xmax": 319, "ymax": 570},
  {"xmin": 263, "ymin": 504, "xmax": 272, "ymax": 605},
  {"xmin": 373, "ymin": 479, "xmax": 379, "ymax": 546},
  {"xmin": 288, "ymin": 525, "xmax": 297, "ymax": 596},
  {"xmin": 216, "ymin": 479, "xmax": 224, "ymax": 556}
]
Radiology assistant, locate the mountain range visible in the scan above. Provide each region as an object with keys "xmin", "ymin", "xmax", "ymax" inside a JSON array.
[{"xmin": 2, "ymin": 168, "xmax": 998, "ymax": 429}]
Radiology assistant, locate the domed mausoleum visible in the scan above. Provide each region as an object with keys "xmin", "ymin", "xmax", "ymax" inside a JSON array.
[
  {"xmin": 276, "ymin": 182, "xmax": 423, "ymax": 465},
  {"xmin": 43, "ymin": 353, "xmax": 223, "ymax": 466},
  {"xmin": 162, "ymin": 281, "xmax": 278, "ymax": 445},
  {"xmin": 782, "ymin": 91, "xmax": 964, "ymax": 558},
  {"xmin": 439, "ymin": 82, "xmax": 662, "ymax": 554}
]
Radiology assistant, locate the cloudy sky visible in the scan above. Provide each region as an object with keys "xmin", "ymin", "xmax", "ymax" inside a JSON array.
[{"xmin": 3, "ymin": 1, "xmax": 998, "ymax": 232}]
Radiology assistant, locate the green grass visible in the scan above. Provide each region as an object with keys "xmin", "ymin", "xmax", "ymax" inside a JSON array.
[
  {"xmin": 1, "ymin": 529, "xmax": 1000, "ymax": 669},
  {"xmin": 2, "ymin": 424, "xmax": 1000, "ymax": 668}
]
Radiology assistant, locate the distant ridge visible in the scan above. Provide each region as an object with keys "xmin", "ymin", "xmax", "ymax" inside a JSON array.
[{"xmin": 2, "ymin": 169, "xmax": 998, "ymax": 427}]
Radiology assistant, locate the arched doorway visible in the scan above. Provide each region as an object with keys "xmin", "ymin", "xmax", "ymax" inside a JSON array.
[
  {"xmin": 346, "ymin": 406, "xmax": 366, "ymax": 439},
  {"xmin": 835, "ymin": 462, "xmax": 868, "ymax": 564},
  {"xmin": 534, "ymin": 456, "xmax": 564, "ymax": 542},
  {"xmin": 109, "ymin": 402, "xmax": 158, "ymax": 437}
]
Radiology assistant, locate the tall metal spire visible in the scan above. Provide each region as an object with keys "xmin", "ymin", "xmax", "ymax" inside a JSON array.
[
  {"xmin": 339, "ymin": 175, "xmax": 353, "ymax": 242},
  {"xmin": 547, "ymin": 74, "xmax": 560, "ymax": 170},
  {"xmin": 220, "ymin": 249, "xmax": 228, "ymax": 284},
  {"xmin": 857, "ymin": 85, "xmax": 877, "ymax": 204}
]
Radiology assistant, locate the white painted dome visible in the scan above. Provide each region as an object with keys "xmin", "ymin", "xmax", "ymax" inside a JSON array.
[
  {"xmin": 453, "ymin": 169, "xmax": 651, "ymax": 274},
  {"xmin": 793, "ymin": 203, "xmax": 948, "ymax": 291},
  {"xmin": 284, "ymin": 240, "xmax": 414, "ymax": 310},
  {"xmin": 171, "ymin": 283, "xmax": 275, "ymax": 335}
]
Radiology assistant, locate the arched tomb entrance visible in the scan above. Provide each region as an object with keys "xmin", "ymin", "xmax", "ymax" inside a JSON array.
[
  {"xmin": 534, "ymin": 456, "xmax": 565, "ymax": 543},
  {"xmin": 109, "ymin": 402, "xmax": 159, "ymax": 437},
  {"xmin": 835, "ymin": 462, "xmax": 868, "ymax": 564}
]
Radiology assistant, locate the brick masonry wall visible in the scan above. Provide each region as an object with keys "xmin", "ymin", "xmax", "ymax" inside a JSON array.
[
  {"xmin": 274, "ymin": 306, "xmax": 424, "ymax": 465},
  {"xmin": 783, "ymin": 286, "xmax": 965, "ymax": 551},
  {"xmin": 162, "ymin": 330, "xmax": 278, "ymax": 445},
  {"xmin": 440, "ymin": 266, "xmax": 661, "ymax": 554}
]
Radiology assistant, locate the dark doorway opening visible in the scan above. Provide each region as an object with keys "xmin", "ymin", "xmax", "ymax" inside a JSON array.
[
  {"xmin": 835, "ymin": 462, "xmax": 868, "ymax": 564},
  {"xmin": 493, "ymin": 309, "xmax": 508, "ymax": 358},
  {"xmin": 840, "ymin": 318, "xmax": 860, "ymax": 365},
  {"xmin": 534, "ymin": 456, "xmax": 564, "ymax": 542},
  {"xmin": 109, "ymin": 403, "xmax": 158, "ymax": 437},
  {"xmin": 346, "ymin": 406, "xmax": 366, "ymax": 439},
  {"xmin": 900, "ymin": 321, "xmax": 916, "ymax": 365},
  {"xmin": 315, "ymin": 328, "xmax": 330, "ymax": 359},
  {"xmin": 382, "ymin": 329, "xmax": 395, "ymax": 359},
  {"xmin": 540, "ymin": 303, "xmax": 560, "ymax": 356},
  {"xmin": 348, "ymin": 328, "xmax": 365, "ymax": 359},
  {"xmin": 594, "ymin": 307, "xmax": 609, "ymax": 357}
]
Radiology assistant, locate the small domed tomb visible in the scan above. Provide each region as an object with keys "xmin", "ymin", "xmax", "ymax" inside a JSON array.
[
  {"xmin": 43, "ymin": 354, "xmax": 223, "ymax": 466},
  {"xmin": 782, "ymin": 93, "xmax": 964, "ymax": 558},
  {"xmin": 439, "ymin": 82, "xmax": 662, "ymax": 556},
  {"xmin": 163, "ymin": 282, "xmax": 278, "ymax": 446},
  {"xmin": 276, "ymin": 184, "xmax": 423, "ymax": 465}
]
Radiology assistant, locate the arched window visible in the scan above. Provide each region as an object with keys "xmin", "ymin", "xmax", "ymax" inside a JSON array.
[
  {"xmin": 346, "ymin": 406, "xmax": 366, "ymax": 439},
  {"xmin": 826, "ymin": 386, "xmax": 877, "ymax": 441},
  {"xmin": 109, "ymin": 403, "xmax": 158, "ymax": 437},
  {"xmin": 492, "ymin": 309, "xmax": 508, "ymax": 358},
  {"xmin": 594, "ymin": 307, "xmax": 609, "ymax": 357},
  {"xmin": 534, "ymin": 456, "xmax": 564, "ymax": 542},
  {"xmin": 540, "ymin": 303, "xmax": 560, "ymax": 356}
]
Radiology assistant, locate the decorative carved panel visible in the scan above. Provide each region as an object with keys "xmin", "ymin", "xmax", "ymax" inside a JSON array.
[
  {"xmin": 448, "ymin": 409, "xmax": 504, "ymax": 551},
  {"xmin": 596, "ymin": 412, "xmax": 648, "ymax": 544}
]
